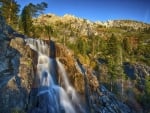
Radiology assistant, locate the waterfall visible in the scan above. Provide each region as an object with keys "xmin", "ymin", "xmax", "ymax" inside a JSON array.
[
  {"xmin": 25, "ymin": 38, "xmax": 49, "ymax": 55},
  {"xmin": 57, "ymin": 60, "xmax": 80, "ymax": 105},
  {"xmin": 25, "ymin": 38, "xmax": 85, "ymax": 113}
]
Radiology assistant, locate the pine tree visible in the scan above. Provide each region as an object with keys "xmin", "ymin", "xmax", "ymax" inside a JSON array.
[
  {"xmin": 21, "ymin": 4, "xmax": 33, "ymax": 35},
  {"xmin": 21, "ymin": 2, "xmax": 47, "ymax": 36},
  {"xmin": 107, "ymin": 34, "xmax": 125, "ymax": 92},
  {"xmin": 107, "ymin": 33, "xmax": 119, "ymax": 57},
  {"xmin": 0, "ymin": 0, "xmax": 20, "ymax": 27},
  {"xmin": 142, "ymin": 76, "xmax": 150, "ymax": 110},
  {"xmin": 122, "ymin": 37, "xmax": 131, "ymax": 54}
]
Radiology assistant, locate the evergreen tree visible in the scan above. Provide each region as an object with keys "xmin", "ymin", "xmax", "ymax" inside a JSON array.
[
  {"xmin": 142, "ymin": 76, "xmax": 150, "ymax": 110},
  {"xmin": 145, "ymin": 76, "xmax": 150, "ymax": 102},
  {"xmin": 35, "ymin": 2, "xmax": 48, "ymax": 16},
  {"xmin": 21, "ymin": 5, "xmax": 32, "ymax": 35},
  {"xmin": 0, "ymin": 0, "xmax": 20, "ymax": 27},
  {"xmin": 107, "ymin": 34, "xmax": 125, "ymax": 93},
  {"xmin": 75, "ymin": 36, "xmax": 90, "ymax": 55},
  {"xmin": 122, "ymin": 37, "xmax": 131, "ymax": 54},
  {"xmin": 107, "ymin": 33, "xmax": 119, "ymax": 57},
  {"xmin": 21, "ymin": 2, "xmax": 47, "ymax": 36}
]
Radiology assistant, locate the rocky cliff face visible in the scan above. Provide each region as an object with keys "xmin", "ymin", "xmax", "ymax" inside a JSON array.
[
  {"xmin": 0, "ymin": 14, "xmax": 140, "ymax": 113},
  {"xmin": 124, "ymin": 62, "xmax": 150, "ymax": 91},
  {"xmin": 75, "ymin": 60, "xmax": 136, "ymax": 113},
  {"xmin": 124, "ymin": 62, "xmax": 150, "ymax": 78},
  {"xmin": 98, "ymin": 20, "xmax": 150, "ymax": 29},
  {"xmin": 0, "ymin": 14, "xmax": 34, "ymax": 113},
  {"xmin": 90, "ymin": 85, "xmax": 136, "ymax": 113},
  {"xmin": 33, "ymin": 14, "xmax": 150, "ymax": 38}
]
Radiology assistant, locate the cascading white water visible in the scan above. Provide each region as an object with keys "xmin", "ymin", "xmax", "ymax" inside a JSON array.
[
  {"xmin": 25, "ymin": 38, "xmax": 49, "ymax": 55},
  {"xmin": 25, "ymin": 38, "xmax": 85, "ymax": 113},
  {"xmin": 57, "ymin": 60, "xmax": 80, "ymax": 104},
  {"xmin": 57, "ymin": 60, "xmax": 86, "ymax": 113},
  {"xmin": 37, "ymin": 55, "xmax": 54, "ymax": 87}
]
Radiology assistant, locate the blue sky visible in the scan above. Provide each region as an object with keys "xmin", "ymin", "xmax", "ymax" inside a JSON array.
[{"xmin": 16, "ymin": 0, "xmax": 150, "ymax": 24}]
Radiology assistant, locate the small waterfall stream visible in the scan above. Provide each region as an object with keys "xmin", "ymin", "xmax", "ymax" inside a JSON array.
[{"xmin": 25, "ymin": 38, "xmax": 85, "ymax": 113}]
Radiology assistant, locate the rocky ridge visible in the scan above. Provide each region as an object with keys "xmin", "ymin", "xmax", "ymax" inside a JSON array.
[{"xmin": 34, "ymin": 14, "xmax": 150, "ymax": 33}]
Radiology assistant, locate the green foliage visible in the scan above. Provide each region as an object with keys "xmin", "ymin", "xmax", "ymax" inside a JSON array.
[
  {"xmin": 107, "ymin": 34, "xmax": 119, "ymax": 57},
  {"xmin": 107, "ymin": 34, "xmax": 122, "ymax": 64},
  {"xmin": 23, "ymin": 2, "xmax": 47, "ymax": 18},
  {"xmin": 44, "ymin": 25, "xmax": 53, "ymax": 40},
  {"xmin": 107, "ymin": 57, "xmax": 117, "ymax": 79},
  {"xmin": 136, "ymin": 42, "xmax": 150, "ymax": 57},
  {"xmin": 34, "ymin": 2, "xmax": 48, "ymax": 16},
  {"xmin": 75, "ymin": 36, "xmax": 90, "ymax": 55},
  {"xmin": 145, "ymin": 76, "xmax": 150, "ymax": 95},
  {"xmin": 140, "ymin": 76, "xmax": 150, "ymax": 110},
  {"xmin": 104, "ymin": 34, "xmax": 126, "ymax": 93},
  {"xmin": 97, "ymin": 37, "xmax": 107, "ymax": 54},
  {"xmin": 20, "ymin": 2, "xmax": 47, "ymax": 36},
  {"xmin": 122, "ymin": 37, "xmax": 132, "ymax": 54},
  {"xmin": 143, "ymin": 27, "xmax": 150, "ymax": 33},
  {"xmin": 0, "ymin": 0, "xmax": 20, "ymax": 27},
  {"xmin": 21, "ymin": 5, "xmax": 33, "ymax": 35}
]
